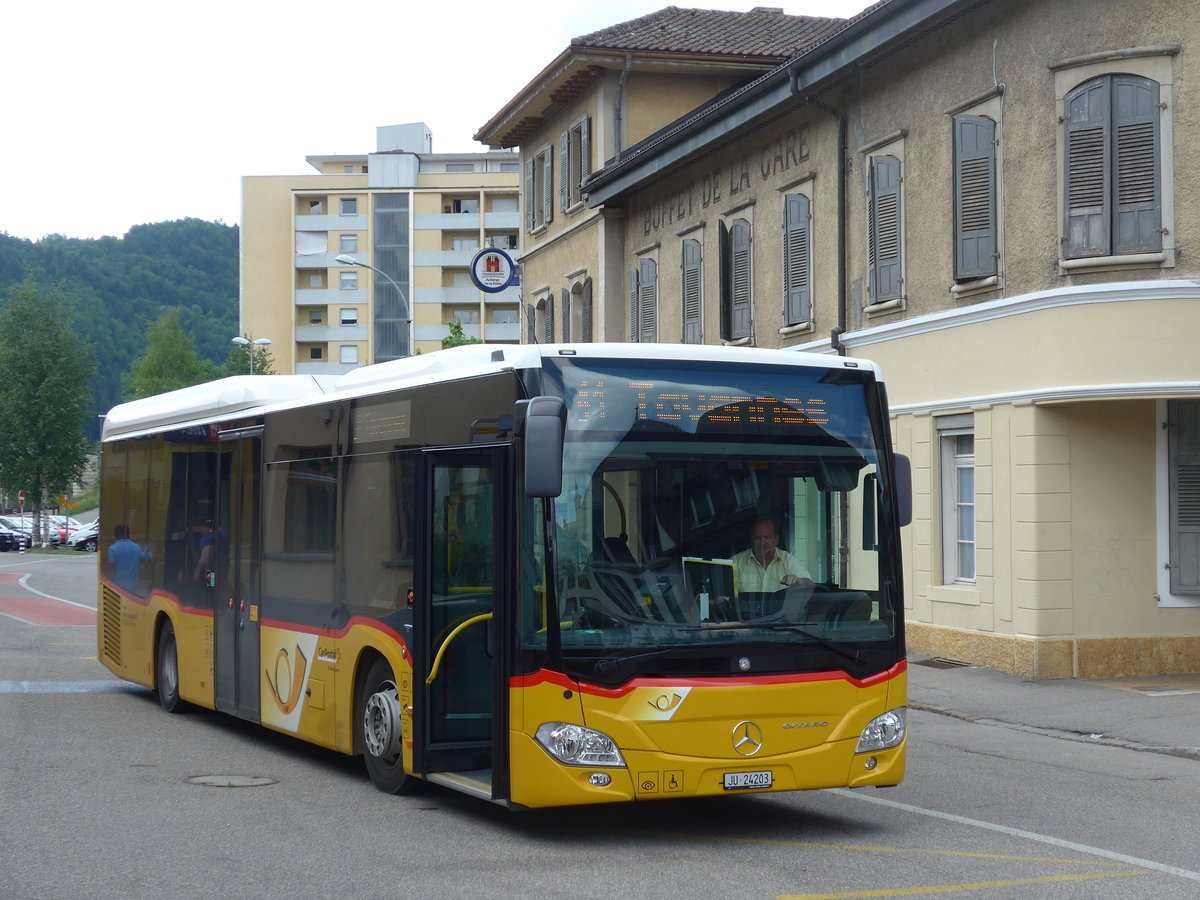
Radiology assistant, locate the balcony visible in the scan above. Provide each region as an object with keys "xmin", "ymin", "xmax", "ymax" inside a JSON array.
[
  {"xmin": 295, "ymin": 325, "xmax": 370, "ymax": 342},
  {"xmin": 294, "ymin": 214, "xmax": 368, "ymax": 232},
  {"xmin": 295, "ymin": 288, "xmax": 368, "ymax": 305}
]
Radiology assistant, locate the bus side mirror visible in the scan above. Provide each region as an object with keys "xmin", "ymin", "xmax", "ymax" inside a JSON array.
[
  {"xmin": 520, "ymin": 396, "xmax": 567, "ymax": 498},
  {"xmin": 894, "ymin": 454, "xmax": 912, "ymax": 527}
]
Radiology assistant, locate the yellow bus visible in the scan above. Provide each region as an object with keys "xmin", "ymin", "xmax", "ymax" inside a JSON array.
[{"xmin": 98, "ymin": 343, "xmax": 910, "ymax": 808}]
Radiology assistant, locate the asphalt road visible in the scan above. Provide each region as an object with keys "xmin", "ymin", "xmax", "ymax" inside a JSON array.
[{"xmin": 2, "ymin": 551, "xmax": 1198, "ymax": 899}]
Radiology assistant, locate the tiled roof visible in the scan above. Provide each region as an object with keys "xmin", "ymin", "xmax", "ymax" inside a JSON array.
[{"xmin": 572, "ymin": 6, "xmax": 845, "ymax": 60}]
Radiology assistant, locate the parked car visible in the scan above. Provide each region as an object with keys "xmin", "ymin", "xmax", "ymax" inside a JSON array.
[
  {"xmin": 67, "ymin": 520, "xmax": 99, "ymax": 552},
  {"xmin": 0, "ymin": 515, "xmax": 61, "ymax": 546},
  {"xmin": 0, "ymin": 524, "xmax": 30, "ymax": 552}
]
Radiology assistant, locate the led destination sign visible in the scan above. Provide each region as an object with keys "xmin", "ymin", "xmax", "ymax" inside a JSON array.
[{"xmin": 571, "ymin": 380, "xmax": 831, "ymax": 431}]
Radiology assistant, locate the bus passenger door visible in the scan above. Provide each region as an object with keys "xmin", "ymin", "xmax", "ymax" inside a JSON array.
[
  {"xmin": 415, "ymin": 448, "xmax": 510, "ymax": 799},
  {"xmin": 213, "ymin": 429, "xmax": 264, "ymax": 721}
]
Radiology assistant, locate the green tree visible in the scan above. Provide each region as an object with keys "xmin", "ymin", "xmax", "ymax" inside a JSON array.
[
  {"xmin": 123, "ymin": 307, "xmax": 217, "ymax": 399},
  {"xmin": 220, "ymin": 335, "xmax": 278, "ymax": 377},
  {"xmin": 0, "ymin": 279, "xmax": 96, "ymax": 519},
  {"xmin": 442, "ymin": 317, "xmax": 483, "ymax": 349}
]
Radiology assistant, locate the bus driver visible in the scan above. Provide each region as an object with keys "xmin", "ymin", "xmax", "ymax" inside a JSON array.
[{"xmin": 732, "ymin": 519, "xmax": 813, "ymax": 593}]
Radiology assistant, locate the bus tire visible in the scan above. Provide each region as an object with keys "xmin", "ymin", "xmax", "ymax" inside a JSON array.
[
  {"xmin": 155, "ymin": 619, "xmax": 184, "ymax": 713},
  {"xmin": 358, "ymin": 657, "xmax": 414, "ymax": 794}
]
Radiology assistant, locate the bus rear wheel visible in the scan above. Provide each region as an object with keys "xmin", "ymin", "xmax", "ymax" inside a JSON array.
[
  {"xmin": 359, "ymin": 657, "xmax": 414, "ymax": 794},
  {"xmin": 155, "ymin": 620, "xmax": 184, "ymax": 713}
]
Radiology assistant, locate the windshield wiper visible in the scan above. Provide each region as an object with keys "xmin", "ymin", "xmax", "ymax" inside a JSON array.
[
  {"xmin": 593, "ymin": 645, "xmax": 709, "ymax": 675},
  {"xmin": 687, "ymin": 622, "xmax": 863, "ymax": 667}
]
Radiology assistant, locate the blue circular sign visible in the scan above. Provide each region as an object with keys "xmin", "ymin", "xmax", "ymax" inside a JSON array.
[{"xmin": 470, "ymin": 248, "xmax": 516, "ymax": 293}]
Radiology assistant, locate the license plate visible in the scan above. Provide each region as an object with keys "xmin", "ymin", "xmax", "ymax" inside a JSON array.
[{"xmin": 723, "ymin": 770, "xmax": 772, "ymax": 790}]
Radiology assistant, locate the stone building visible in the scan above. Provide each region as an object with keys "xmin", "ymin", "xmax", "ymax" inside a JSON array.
[{"xmin": 480, "ymin": 0, "xmax": 1200, "ymax": 679}]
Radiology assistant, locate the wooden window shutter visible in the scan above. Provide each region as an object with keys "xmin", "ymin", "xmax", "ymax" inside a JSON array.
[
  {"xmin": 718, "ymin": 220, "xmax": 732, "ymax": 341},
  {"xmin": 544, "ymin": 294, "xmax": 554, "ymax": 343},
  {"xmin": 953, "ymin": 115, "xmax": 997, "ymax": 280},
  {"xmin": 525, "ymin": 303, "xmax": 536, "ymax": 343},
  {"xmin": 1169, "ymin": 399, "xmax": 1200, "ymax": 594},
  {"xmin": 783, "ymin": 194, "xmax": 811, "ymax": 325},
  {"xmin": 561, "ymin": 289, "xmax": 571, "ymax": 342},
  {"xmin": 580, "ymin": 115, "xmax": 592, "ymax": 180},
  {"xmin": 682, "ymin": 238, "xmax": 702, "ymax": 344},
  {"xmin": 629, "ymin": 266, "xmax": 640, "ymax": 342},
  {"xmin": 524, "ymin": 158, "xmax": 536, "ymax": 233},
  {"xmin": 542, "ymin": 145, "xmax": 554, "ymax": 226},
  {"xmin": 730, "ymin": 219, "xmax": 752, "ymax": 339},
  {"xmin": 868, "ymin": 155, "xmax": 902, "ymax": 303},
  {"xmin": 559, "ymin": 132, "xmax": 570, "ymax": 211},
  {"xmin": 1112, "ymin": 75, "xmax": 1161, "ymax": 255},
  {"xmin": 639, "ymin": 258, "xmax": 658, "ymax": 343},
  {"xmin": 1064, "ymin": 78, "xmax": 1111, "ymax": 258},
  {"xmin": 581, "ymin": 279, "xmax": 593, "ymax": 343}
]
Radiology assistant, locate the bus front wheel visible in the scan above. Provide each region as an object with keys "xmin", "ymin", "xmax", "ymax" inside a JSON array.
[
  {"xmin": 359, "ymin": 657, "xmax": 414, "ymax": 794},
  {"xmin": 155, "ymin": 620, "xmax": 184, "ymax": 713}
]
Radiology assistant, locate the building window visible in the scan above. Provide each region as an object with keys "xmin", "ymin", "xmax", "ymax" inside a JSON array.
[
  {"xmin": 446, "ymin": 163, "xmax": 474, "ymax": 173},
  {"xmin": 343, "ymin": 165, "xmax": 354, "ymax": 174},
  {"xmin": 525, "ymin": 144, "xmax": 553, "ymax": 233},
  {"xmin": 500, "ymin": 162, "xmax": 520, "ymax": 173},
  {"xmin": 309, "ymin": 310, "xmax": 323, "ymax": 324},
  {"xmin": 452, "ymin": 236, "xmax": 479, "ymax": 252},
  {"xmin": 682, "ymin": 238, "xmax": 702, "ymax": 343},
  {"xmin": 868, "ymin": 155, "xmax": 903, "ymax": 304},
  {"xmin": 455, "ymin": 309, "xmax": 480, "ymax": 325},
  {"xmin": 1063, "ymin": 74, "xmax": 1161, "ymax": 260},
  {"xmin": 340, "ymin": 197, "xmax": 358, "ymax": 216},
  {"xmin": 492, "ymin": 308, "xmax": 518, "ymax": 324},
  {"xmin": 719, "ymin": 218, "xmax": 752, "ymax": 341},
  {"xmin": 340, "ymin": 271, "xmax": 358, "ymax": 290},
  {"xmin": 1168, "ymin": 399, "xmax": 1200, "ymax": 594},
  {"xmin": 532, "ymin": 293, "xmax": 554, "ymax": 343},
  {"xmin": 560, "ymin": 115, "xmax": 591, "ymax": 210},
  {"xmin": 953, "ymin": 115, "xmax": 998, "ymax": 281},
  {"xmin": 310, "ymin": 347, "xmax": 323, "ymax": 360},
  {"xmin": 783, "ymin": 194, "xmax": 812, "ymax": 325},
  {"xmin": 451, "ymin": 198, "xmax": 478, "ymax": 213},
  {"xmin": 340, "ymin": 308, "xmax": 358, "ymax": 326},
  {"xmin": 340, "ymin": 234, "xmax": 358, "ymax": 253},
  {"xmin": 308, "ymin": 273, "xmax": 324, "ymax": 288},
  {"xmin": 629, "ymin": 257, "xmax": 657, "ymax": 343},
  {"xmin": 939, "ymin": 415, "xmax": 975, "ymax": 584},
  {"xmin": 340, "ymin": 345, "xmax": 359, "ymax": 365}
]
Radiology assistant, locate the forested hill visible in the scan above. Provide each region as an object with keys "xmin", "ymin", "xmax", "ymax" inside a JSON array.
[{"xmin": 0, "ymin": 219, "xmax": 239, "ymax": 438}]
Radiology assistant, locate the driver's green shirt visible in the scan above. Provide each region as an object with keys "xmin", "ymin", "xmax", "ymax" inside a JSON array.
[{"xmin": 732, "ymin": 547, "xmax": 812, "ymax": 593}]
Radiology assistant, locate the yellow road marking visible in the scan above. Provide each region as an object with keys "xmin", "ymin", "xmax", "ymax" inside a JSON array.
[
  {"xmin": 653, "ymin": 831, "xmax": 1131, "ymax": 865},
  {"xmin": 776, "ymin": 868, "xmax": 1146, "ymax": 898}
]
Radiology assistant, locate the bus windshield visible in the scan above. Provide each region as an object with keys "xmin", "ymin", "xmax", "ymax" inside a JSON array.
[{"xmin": 522, "ymin": 356, "xmax": 902, "ymax": 683}]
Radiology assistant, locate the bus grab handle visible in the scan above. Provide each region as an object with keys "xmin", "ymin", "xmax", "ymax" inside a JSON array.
[{"xmin": 426, "ymin": 613, "xmax": 493, "ymax": 685}]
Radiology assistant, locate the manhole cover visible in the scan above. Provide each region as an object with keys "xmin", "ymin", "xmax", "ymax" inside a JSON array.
[
  {"xmin": 913, "ymin": 657, "xmax": 970, "ymax": 669},
  {"xmin": 187, "ymin": 775, "xmax": 277, "ymax": 788}
]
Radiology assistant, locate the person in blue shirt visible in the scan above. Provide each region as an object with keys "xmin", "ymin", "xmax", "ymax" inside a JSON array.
[{"xmin": 108, "ymin": 525, "xmax": 150, "ymax": 592}]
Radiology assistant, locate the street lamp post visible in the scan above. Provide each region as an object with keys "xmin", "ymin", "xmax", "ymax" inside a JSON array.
[
  {"xmin": 232, "ymin": 336, "xmax": 272, "ymax": 375},
  {"xmin": 334, "ymin": 253, "xmax": 411, "ymax": 358}
]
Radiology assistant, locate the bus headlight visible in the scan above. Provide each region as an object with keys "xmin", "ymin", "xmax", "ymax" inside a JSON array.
[
  {"xmin": 535, "ymin": 722, "xmax": 626, "ymax": 767},
  {"xmin": 856, "ymin": 708, "xmax": 906, "ymax": 753}
]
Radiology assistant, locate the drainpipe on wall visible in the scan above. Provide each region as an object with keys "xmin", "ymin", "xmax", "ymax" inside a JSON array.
[
  {"xmin": 790, "ymin": 70, "xmax": 847, "ymax": 356},
  {"xmin": 614, "ymin": 54, "xmax": 633, "ymax": 162}
]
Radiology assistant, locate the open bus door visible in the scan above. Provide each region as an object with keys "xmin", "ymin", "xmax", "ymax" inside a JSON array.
[
  {"xmin": 414, "ymin": 447, "xmax": 512, "ymax": 803},
  {"xmin": 212, "ymin": 428, "xmax": 264, "ymax": 722}
]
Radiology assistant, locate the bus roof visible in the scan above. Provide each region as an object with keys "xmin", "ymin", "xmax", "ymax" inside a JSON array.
[{"xmin": 102, "ymin": 344, "xmax": 879, "ymax": 441}]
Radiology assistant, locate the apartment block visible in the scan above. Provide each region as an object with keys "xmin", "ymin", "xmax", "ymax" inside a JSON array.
[{"xmin": 242, "ymin": 123, "xmax": 521, "ymax": 373}]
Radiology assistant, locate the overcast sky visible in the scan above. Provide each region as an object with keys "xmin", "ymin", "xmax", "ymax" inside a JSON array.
[{"xmin": 4, "ymin": 0, "xmax": 871, "ymax": 242}]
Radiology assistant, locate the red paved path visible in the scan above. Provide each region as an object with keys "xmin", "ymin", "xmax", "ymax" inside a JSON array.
[{"xmin": 0, "ymin": 595, "xmax": 96, "ymax": 626}]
